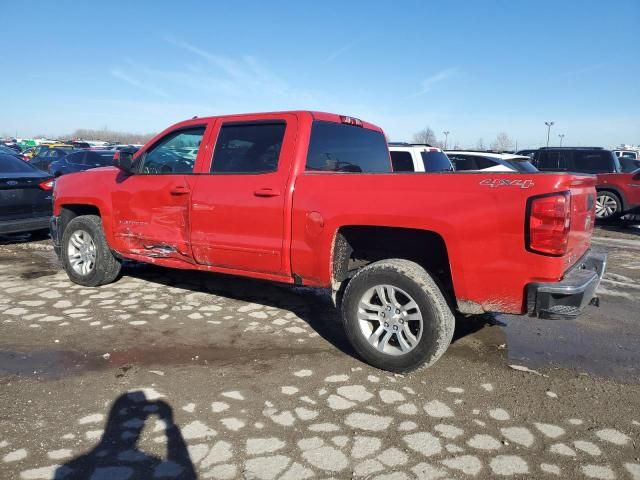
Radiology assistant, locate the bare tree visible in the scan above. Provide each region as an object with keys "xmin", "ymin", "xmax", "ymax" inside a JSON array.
[
  {"xmin": 476, "ymin": 138, "xmax": 485, "ymax": 150},
  {"xmin": 490, "ymin": 132, "xmax": 513, "ymax": 152},
  {"xmin": 412, "ymin": 127, "xmax": 438, "ymax": 146},
  {"xmin": 61, "ymin": 128, "xmax": 156, "ymax": 144}
]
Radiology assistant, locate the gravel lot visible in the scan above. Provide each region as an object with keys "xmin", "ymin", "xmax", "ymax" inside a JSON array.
[{"xmin": 1, "ymin": 225, "xmax": 639, "ymax": 480}]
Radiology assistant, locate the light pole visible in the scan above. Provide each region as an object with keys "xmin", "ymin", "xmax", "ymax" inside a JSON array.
[
  {"xmin": 443, "ymin": 131, "xmax": 450, "ymax": 150},
  {"xmin": 545, "ymin": 121, "xmax": 554, "ymax": 147},
  {"xmin": 558, "ymin": 134, "xmax": 565, "ymax": 147}
]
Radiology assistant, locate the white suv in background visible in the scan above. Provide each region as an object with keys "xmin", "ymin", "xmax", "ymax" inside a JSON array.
[
  {"xmin": 388, "ymin": 143, "xmax": 453, "ymax": 172},
  {"xmin": 445, "ymin": 151, "xmax": 538, "ymax": 172}
]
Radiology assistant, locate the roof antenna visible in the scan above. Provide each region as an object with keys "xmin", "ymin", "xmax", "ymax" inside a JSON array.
[{"xmin": 192, "ymin": 116, "xmax": 198, "ymax": 119}]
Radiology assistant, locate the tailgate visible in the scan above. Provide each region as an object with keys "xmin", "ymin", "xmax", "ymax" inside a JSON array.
[{"xmin": 565, "ymin": 175, "xmax": 597, "ymax": 266}]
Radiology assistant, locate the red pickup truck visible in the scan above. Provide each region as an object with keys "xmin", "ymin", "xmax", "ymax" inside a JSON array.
[{"xmin": 50, "ymin": 111, "xmax": 606, "ymax": 372}]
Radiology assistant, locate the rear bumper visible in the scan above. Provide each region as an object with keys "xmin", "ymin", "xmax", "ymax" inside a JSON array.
[
  {"xmin": 526, "ymin": 249, "xmax": 607, "ymax": 320},
  {"xmin": 0, "ymin": 216, "xmax": 51, "ymax": 235}
]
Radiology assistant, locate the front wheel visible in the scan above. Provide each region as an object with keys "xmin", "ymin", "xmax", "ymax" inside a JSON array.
[
  {"xmin": 595, "ymin": 191, "xmax": 622, "ymax": 221},
  {"xmin": 61, "ymin": 215, "xmax": 121, "ymax": 287},
  {"xmin": 341, "ymin": 259, "xmax": 455, "ymax": 373}
]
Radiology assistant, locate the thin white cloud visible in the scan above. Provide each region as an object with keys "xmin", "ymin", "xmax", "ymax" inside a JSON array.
[
  {"xmin": 556, "ymin": 63, "xmax": 606, "ymax": 79},
  {"xmin": 110, "ymin": 69, "xmax": 170, "ymax": 99},
  {"xmin": 407, "ymin": 68, "xmax": 458, "ymax": 98},
  {"xmin": 163, "ymin": 35, "xmax": 318, "ymax": 105},
  {"xmin": 325, "ymin": 40, "xmax": 360, "ymax": 63}
]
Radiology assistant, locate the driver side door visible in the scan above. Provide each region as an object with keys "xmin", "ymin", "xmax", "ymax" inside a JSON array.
[{"xmin": 110, "ymin": 123, "xmax": 211, "ymax": 263}]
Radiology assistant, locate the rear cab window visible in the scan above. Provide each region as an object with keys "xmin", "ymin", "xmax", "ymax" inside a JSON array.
[{"xmin": 306, "ymin": 121, "xmax": 390, "ymax": 173}]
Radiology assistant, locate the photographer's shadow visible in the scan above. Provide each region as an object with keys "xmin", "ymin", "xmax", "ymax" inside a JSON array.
[{"xmin": 55, "ymin": 391, "xmax": 196, "ymax": 480}]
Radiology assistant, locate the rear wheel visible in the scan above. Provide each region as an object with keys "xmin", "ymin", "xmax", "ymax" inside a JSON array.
[
  {"xmin": 341, "ymin": 259, "xmax": 455, "ymax": 372},
  {"xmin": 595, "ymin": 191, "xmax": 622, "ymax": 220},
  {"xmin": 61, "ymin": 215, "xmax": 121, "ymax": 286}
]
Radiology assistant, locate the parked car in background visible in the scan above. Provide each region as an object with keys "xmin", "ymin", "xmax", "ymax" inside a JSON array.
[
  {"xmin": 388, "ymin": 143, "xmax": 453, "ymax": 172},
  {"xmin": 0, "ymin": 145, "xmax": 24, "ymax": 158},
  {"xmin": 30, "ymin": 147, "xmax": 75, "ymax": 172},
  {"xmin": 613, "ymin": 150, "xmax": 639, "ymax": 160},
  {"xmin": 0, "ymin": 153, "xmax": 54, "ymax": 235},
  {"xmin": 31, "ymin": 143, "xmax": 74, "ymax": 159},
  {"xmin": 49, "ymin": 149, "xmax": 115, "ymax": 177},
  {"xmin": 445, "ymin": 151, "xmax": 538, "ymax": 172},
  {"xmin": 21, "ymin": 147, "xmax": 37, "ymax": 160},
  {"xmin": 69, "ymin": 141, "xmax": 91, "ymax": 149},
  {"xmin": 532, "ymin": 147, "xmax": 640, "ymax": 220},
  {"xmin": 515, "ymin": 148, "xmax": 538, "ymax": 158}
]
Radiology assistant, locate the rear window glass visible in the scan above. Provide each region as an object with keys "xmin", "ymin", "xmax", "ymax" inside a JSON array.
[
  {"xmin": 390, "ymin": 151, "xmax": 414, "ymax": 172},
  {"xmin": 503, "ymin": 160, "xmax": 538, "ymax": 172},
  {"xmin": 0, "ymin": 154, "xmax": 38, "ymax": 173},
  {"xmin": 306, "ymin": 121, "xmax": 390, "ymax": 173},
  {"xmin": 420, "ymin": 151, "xmax": 453, "ymax": 172}
]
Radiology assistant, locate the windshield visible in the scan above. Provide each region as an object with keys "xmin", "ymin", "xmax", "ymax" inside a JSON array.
[
  {"xmin": 420, "ymin": 151, "xmax": 453, "ymax": 172},
  {"xmin": 0, "ymin": 154, "xmax": 38, "ymax": 173}
]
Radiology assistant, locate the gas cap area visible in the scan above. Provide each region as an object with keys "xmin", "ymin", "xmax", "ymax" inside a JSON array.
[{"xmin": 305, "ymin": 211, "xmax": 325, "ymax": 236}]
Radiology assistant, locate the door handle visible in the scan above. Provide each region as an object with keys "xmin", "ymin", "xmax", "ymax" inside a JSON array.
[
  {"xmin": 170, "ymin": 185, "xmax": 190, "ymax": 195},
  {"xmin": 254, "ymin": 188, "xmax": 281, "ymax": 197}
]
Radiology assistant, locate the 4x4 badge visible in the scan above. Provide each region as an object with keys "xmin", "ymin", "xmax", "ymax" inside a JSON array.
[{"xmin": 479, "ymin": 179, "xmax": 535, "ymax": 189}]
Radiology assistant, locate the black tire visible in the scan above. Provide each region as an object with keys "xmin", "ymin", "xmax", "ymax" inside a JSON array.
[
  {"xmin": 61, "ymin": 215, "xmax": 121, "ymax": 287},
  {"xmin": 341, "ymin": 259, "xmax": 455, "ymax": 373},
  {"xmin": 595, "ymin": 190, "xmax": 622, "ymax": 221}
]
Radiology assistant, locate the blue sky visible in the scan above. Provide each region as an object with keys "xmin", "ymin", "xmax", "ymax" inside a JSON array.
[{"xmin": 1, "ymin": 0, "xmax": 638, "ymax": 148}]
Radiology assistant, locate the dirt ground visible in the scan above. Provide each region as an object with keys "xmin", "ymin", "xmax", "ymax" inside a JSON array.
[{"xmin": 0, "ymin": 224, "xmax": 639, "ymax": 480}]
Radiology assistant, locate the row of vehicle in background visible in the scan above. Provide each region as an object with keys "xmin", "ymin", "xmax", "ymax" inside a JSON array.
[
  {"xmin": 527, "ymin": 147, "xmax": 640, "ymax": 221},
  {"xmin": 389, "ymin": 143, "xmax": 639, "ymax": 221},
  {"xmin": 26, "ymin": 145, "xmax": 141, "ymax": 176},
  {"xmin": 388, "ymin": 143, "xmax": 537, "ymax": 173}
]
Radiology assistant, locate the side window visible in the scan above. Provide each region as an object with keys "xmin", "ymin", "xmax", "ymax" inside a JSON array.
[
  {"xmin": 448, "ymin": 154, "xmax": 476, "ymax": 171},
  {"xmin": 210, "ymin": 122, "xmax": 285, "ymax": 174},
  {"xmin": 536, "ymin": 151, "xmax": 562, "ymax": 170},
  {"xmin": 67, "ymin": 152, "xmax": 85, "ymax": 164},
  {"xmin": 139, "ymin": 127, "xmax": 205, "ymax": 174},
  {"xmin": 569, "ymin": 151, "xmax": 614, "ymax": 174},
  {"xmin": 390, "ymin": 151, "xmax": 415, "ymax": 172}
]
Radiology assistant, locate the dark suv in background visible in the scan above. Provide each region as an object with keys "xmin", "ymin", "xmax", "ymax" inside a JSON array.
[{"xmin": 532, "ymin": 147, "xmax": 640, "ymax": 220}]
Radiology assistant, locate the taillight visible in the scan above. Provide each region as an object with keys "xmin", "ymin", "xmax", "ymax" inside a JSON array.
[
  {"xmin": 39, "ymin": 179, "xmax": 55, "ymax": 191},
  {"xmin": 340, "ymin": 115, "xmax": 363, "ymax": 127},
  {"xmin": 526, "ymin": 192, "xmax": 571, "ymax": 256}
]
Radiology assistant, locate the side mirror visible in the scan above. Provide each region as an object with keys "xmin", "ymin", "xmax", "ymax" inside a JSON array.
[{"xmin": 114, "ymin": 148, "xmax": 136, "ymax": 174}]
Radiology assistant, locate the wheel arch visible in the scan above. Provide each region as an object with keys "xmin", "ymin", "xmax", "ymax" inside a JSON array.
[
  {"xmin": 596, "ymin": 185, "xmax": 626, "ymax": 210},
  {"xmin": 331, "ymin": 225, "xmax": 455, "ymax": 307}
]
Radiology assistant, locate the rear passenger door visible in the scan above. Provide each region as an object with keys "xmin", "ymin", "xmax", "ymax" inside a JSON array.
[{"xmin": 189, "ymin": 114, "xmax": 298, "ymax": 276}]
